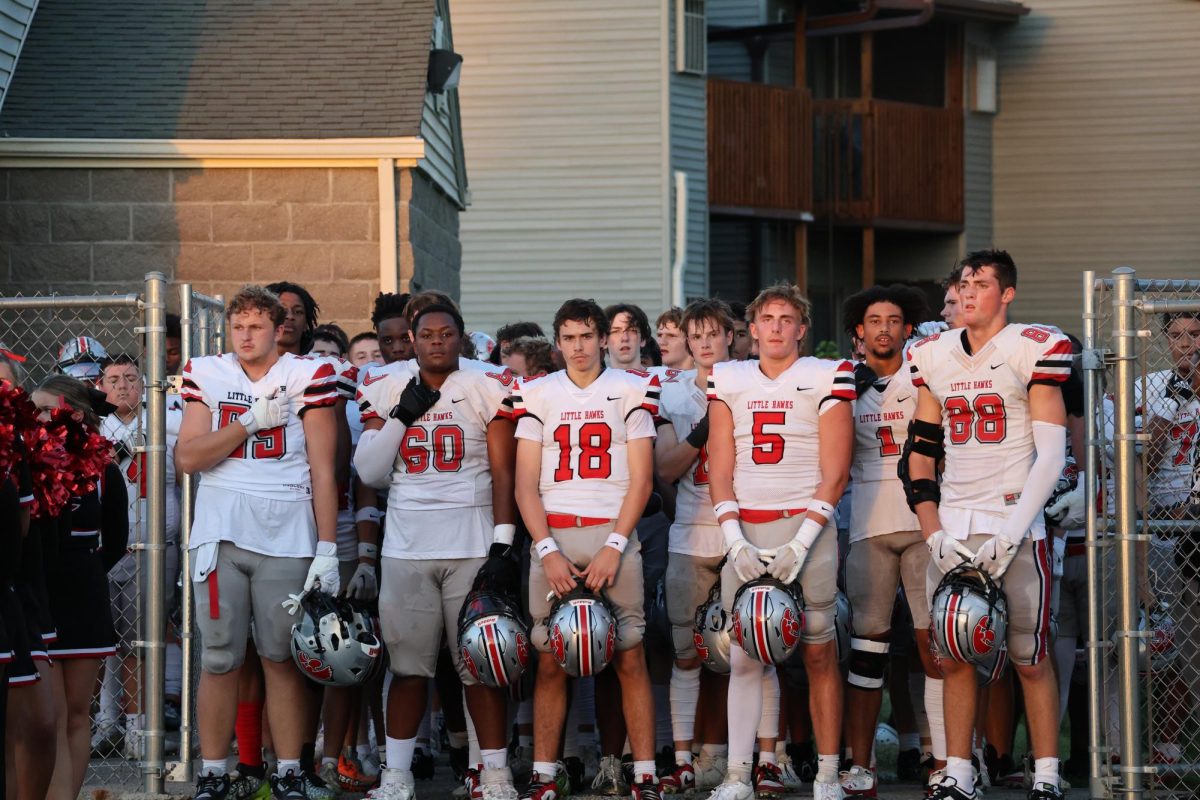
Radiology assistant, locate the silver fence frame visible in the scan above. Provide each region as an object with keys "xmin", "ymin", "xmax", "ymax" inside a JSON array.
[
  {"xmin": 168, "ymin": 284, "xmax": 225, "ymax": 785},
  {"xmin": 0, "ymin": 273, "xmax": 169, "ymax": 793},
  {"xmin": 1087, "ymin": 267, "xmax": 1200, "ymax": 800}
]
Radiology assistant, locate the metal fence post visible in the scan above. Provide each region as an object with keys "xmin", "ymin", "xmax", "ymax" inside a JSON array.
[
  {"xmin": 1112, "ymin": 266, "xmax": 1144, "ymax": 799},
  {"xmin": 1082, "ymin": 269, "xmax": 1111, "ymax": 799},
  {"xmin": 175, "ymin": 283, "xmax": 196, "ymax": 784},
  {"xmin": 143, "ymin": 272, "xmax": 168, "ymax": 793}
]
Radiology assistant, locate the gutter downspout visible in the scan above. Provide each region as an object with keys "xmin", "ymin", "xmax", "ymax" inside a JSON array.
[
  {"xmin": 671, "ymin": 171, "xmax": 688, "ymax": 308},
  {"xmin": 378, "ymin": 158, "xmax": 399, "ymax": 293}
]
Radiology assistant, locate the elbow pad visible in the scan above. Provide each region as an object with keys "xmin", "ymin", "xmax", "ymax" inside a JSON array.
[{"xmin": 898, "ymin": 419, "xmax": 944, "ymax": 511}]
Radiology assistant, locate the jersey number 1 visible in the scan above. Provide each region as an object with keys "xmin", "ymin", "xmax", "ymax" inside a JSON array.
[{"xmin": 552, "ymin": 423, "xmax": 612, "ymax": 481}]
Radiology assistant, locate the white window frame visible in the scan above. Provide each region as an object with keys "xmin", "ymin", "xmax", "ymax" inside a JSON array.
[
  {"xmin": 968, "ymin": 44, "xmax": 998, "ymax": 114},
  {"xmin": 675, "ymin": 0, "xmax": 707, "ymax": 75}
]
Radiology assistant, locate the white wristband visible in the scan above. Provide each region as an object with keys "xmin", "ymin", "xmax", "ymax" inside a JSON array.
[
  {"xmin": 713, "ymin": 499, "xmax": 740, "ymax": 520},
  {"xmin": 315, "ymin": 540, "xmax": 337, "ymax": 558},
  {"xmin": 795, "ymin": 517, "xmax": 824, "ymax": 549},
  {"xmin": 721, "ymin": 518, "xmax": 745, "ymax": 549},
  {"xmin": 604, "ymin": 533, "xmax": 629, "ymax": 553},
  {"xmin": 357, "ymin": 542, "xmax": 378, "ymax": 561},
  {"xmin": 493, "ymin": 524, "xmax": 517, "ymax": 547},
  {"xmin": 534, "ymin": 538, "xmax": 559, "ymax": 560},
  {"xmin": 807, "ymin": 499, "xmax": 836, "ymax": 523},
  {"xmin": 355, "ymin": 507, "xmax": 381, "ymax": 524}
]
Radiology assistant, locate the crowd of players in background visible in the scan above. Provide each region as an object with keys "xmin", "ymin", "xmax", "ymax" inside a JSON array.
[{"xmin": 0, "ymin": 248, "xmax": 1196, "ymax": 800}]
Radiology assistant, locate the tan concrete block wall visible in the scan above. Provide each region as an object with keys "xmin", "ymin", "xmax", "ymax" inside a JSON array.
[{"xmin": 0, "ymin": 166, "xmax": 384, "ymax": 341}]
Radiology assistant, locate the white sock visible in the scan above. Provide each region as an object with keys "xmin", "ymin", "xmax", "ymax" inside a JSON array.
[
  {"xmin": 464, "ymin": 693, "xmax": 481, "ymax": 765},
  {"xmin": 1032, "ymin": 757, "xmax": 1059, "ymax": 786},
  {"xmin": 702, "ymin": 743, "xmax": 728, "ymax": 758},
  {"xmin": 277, "ymin": 759, "xmax": 302, "ymax": 777},
  {"xmin": 482, "ymin": 748, "xmax": 507, "ymax": 770},
  {"xmin": 386, "ymin": 736, "xmax": 416, "ymax": 772},
  {"xmin": 532, "ymin": 760, "xmax": 558, "ymax": 779},
  {"xmin": 675, "ymin": 750, "xmax": 693, "ymax": 766},
  {"xmin": 759, "ymin": 749, "xmax": 777, "ymax": 766},
  {"xmin": 98, "ymin": 655, "xmax": 121, "ymax": 725},
  {"xmin": 925, "ymin": 677, "xmax": 946, "ymax": 761},
  {"xmin": 757, "ymin": 666, "xmax": 780, "ymax": 741},
  {"xmin": 670, "ymin": 665, "xmax": 702, "ymax": 744},
  {"xmin": 321, "ymin": 755, "xmax": 337, "ymax": 768},
  {"xmin": 946, "ymin": 756, "xmax": 973, "ymax": 789},
  {"xmin": 201, "ymin": 759, "xmax": 227, "ymax": 777},
  {"xmin": 774, "ymin": 741, "xmax": 787, "ymax": 759},
  {"xmin": 727, "ymin": 647, "xmax": 765, "ymax": 768},
  {"xmin": 125, "ymin": 712, "xmax": 142, "ymax": 732},
  {"xmin": 634, "ymin": 760, "xmax": 656, "ymax": 781},
  {"xmin": 816, "ymin": 754, "xmax": 839, "ymax": 783}
]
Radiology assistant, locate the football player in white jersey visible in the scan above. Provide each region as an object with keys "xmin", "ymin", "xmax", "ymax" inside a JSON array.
[
  {"xmin": 905, "ymin": 250, "xmax": 1072, "ymax": 800},
  {"xmin": 176, "ymin": 285, "xmax": 341, "ymax": 800},
  {"xmin": 838, "ymin": 285, "xmax": 937, "ymax": 797},
  {"xmin": 655, "ymin": 299, "xmax": 735, "ymax": 792},
  {"xmin": 707, "ymin": 284, "xmax": 855, "ymax": 800},
  {"xmin": 657, "ymin": 308, "xmax": 695, "ymax": 372},
  {"xmin": 605, "ymin": 303, "xmax": 653, "ymax": 371},
  {"xmin": 354, "ymin": 303, "xmax": 519, "ymax": 800},
  {"xmin": 512, "ymin": 298, "xmax": 662, "ymax": 800}
]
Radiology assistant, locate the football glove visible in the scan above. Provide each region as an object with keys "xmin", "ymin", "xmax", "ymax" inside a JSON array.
[
  {"xmin": 927, "ymin": 530, "xmax": 974, "ymax": 575},
  {"xmin": 389, "ymin": 377, "xmax": 440, "ymax": 426},
  {"xmin": 303, "ymin": 541, "xmax": 341, "ymax": 596},
  {"xmin": 345, "ymin": 562, "xmax": 378, "ymax": 601},
  {"xmin": 239, "ymin": 389, "xmax": 287, "ymax": 435},
  {"xmin": 728, "ymin": 539, "xmax": 768, "ymax": 583},
  {"xmin": 973, "ymin": 533, "xmax": 1021, "ymax": 580}
]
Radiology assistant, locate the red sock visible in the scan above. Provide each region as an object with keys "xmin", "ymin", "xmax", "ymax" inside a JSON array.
[{"xmin": 236, "ymin": 701, "xmax": 264, "ymax": 765}]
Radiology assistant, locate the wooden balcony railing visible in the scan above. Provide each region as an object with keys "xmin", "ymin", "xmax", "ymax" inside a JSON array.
[
  {"xmin": 707, "ymin": 78, "xmax": 813, "ymax": 216},
  {"xmin": 812, "ymin": 98, "xmax": 964, "ymax": 229}
]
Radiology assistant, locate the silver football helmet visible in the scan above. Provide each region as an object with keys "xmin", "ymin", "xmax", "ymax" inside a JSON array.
[
  {"xmin": 57, "ymin": 335, "xmax": 109, "ymax": 380},
  {"xmin": 693, "ymin": 583, "xmax": 732, "ymax": 674},
  {"xmin": 930, "ymin": 564, "xmax": 1008, "ymax": 667},
  {"xmin": 731, "ymin": 578, "xmax": 804, "ymax": 665},
  {"xmin": 290, "ymin": 592, "xmax": 382, "ymax": 687},
  {"xmin": 975, "ymin": 640, "xmax": 1010, "ymax": 686},
  {"xmin": 547, "ymin": 585, "xmax": 618, "ymax": 677},
  {"xmin": 1138, "ymin": 604, "xmax": 1176, "ymax": 673},
  {"xmin": 457, "ymin": 588, "xmax": 531, "ymax": 689}
]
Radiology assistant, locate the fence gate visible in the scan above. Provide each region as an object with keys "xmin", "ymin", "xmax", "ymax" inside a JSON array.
[
  {"xmin": 1086, "ymin": 268, "xmax": 1200, "ymax": 799},
  {"xmin": 0, "ymin": 273, "xmax": 169, "ymax": 793},
  {"xmin": 168, "ymin": 284, "xmax": 225, "ymax": 786}
]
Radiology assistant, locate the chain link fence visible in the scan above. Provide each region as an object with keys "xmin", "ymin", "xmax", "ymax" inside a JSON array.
[
  {"xmin": 0, "ymin": 274, "xmax": 173, "ymax": 793},
  {"xmin": 1087, "ymin": 268, "xmax": 1200, "ymax": 799}
]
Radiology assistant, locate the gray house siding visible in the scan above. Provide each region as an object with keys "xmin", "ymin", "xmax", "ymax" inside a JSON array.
[
  {"xmin": 453, "ymin": 0, "xmax": 669, "ymax": 334},
  {"xmin": 0, "ymin": 0, "xmax": 36, "ymax": 110},
  {"xmin": 419, "ymin": 0, "xmax": 469, "ymax": 209},
  {"xmin": 670, "ymin": 0, "xmax": 709, "ymax": 301},
  {"xmin": 963, "ymin": 22, "xmax": 994, "ymax": 253}
]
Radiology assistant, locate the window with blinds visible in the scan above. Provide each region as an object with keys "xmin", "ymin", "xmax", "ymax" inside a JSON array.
[{"xmin": 676, "ymin": 0, "xmax": 707, "ymax": 75}]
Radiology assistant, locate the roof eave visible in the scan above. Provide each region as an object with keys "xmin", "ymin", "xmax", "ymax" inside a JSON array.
[
  {"xmin": 0, "ymin": 136, "xmax": 426, "ymax": 167},
  {"xmin": 935, "ymin": 0, "xmax": 1029, "ymax": 23}
]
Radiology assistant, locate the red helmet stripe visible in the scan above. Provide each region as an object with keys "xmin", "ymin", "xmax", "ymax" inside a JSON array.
[
  {"xmin": 483, "ymin": 621, "xmax": 509, "ymax": 687},
  {"xmin": 754, "ymin": 589, "xmax": 773, "ymax": 664},
  {"xmin": 578, "ymin": 602, "xmax": 592, "ymax": 676},
  {"xmin": 944, "ymin": 592, "xmax": 964, "ymax": 663}
]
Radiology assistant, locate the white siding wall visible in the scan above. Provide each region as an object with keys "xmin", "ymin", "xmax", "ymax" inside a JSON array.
[
  {"xmin": 0, "ymin": 0, "xmax": 37, "ymax": 111},
  {"xmin": 454, "ymin": 0, "xmax": 668, "ymax": 334},
  {"xmin": 670, "ymin": 0, "xmax": 709, "ymax": 302},
  {"xmin": 993, "ymin": 0, "xmax": 1200, "ymax": 333}
]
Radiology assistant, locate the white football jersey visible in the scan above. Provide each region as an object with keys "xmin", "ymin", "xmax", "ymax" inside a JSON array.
[
  {"xmin": 906, "ymin": 324, "xmax": 1072, "ymax": 540},
  {"xmin": 1141, "ymin": 369, "xmax": 1200, "ymax": 509},
  {"xmin": 180, "ymin": 352, "xmax": 339, "ymax": 501},
  {"xmin": 513, "ymin": 368, "xmax": 659, "ymax": 519},
  {"xmin": 100, "ymin": 398, "xmax": 183, "ymax": 549},
  {"xmin": 850, "ymin": 365, "xmax": 919, "ymax": 540},
  {"xmin": 708, "ymin": 358, "xmax": 856, "ymax": 510},
  {"xmin": 357, "ymin": 360, "xmax": 515, "ymax": 558},
  {"xmin": 656, "ymin": 370, "xmax": 724, "ymax": 556}
]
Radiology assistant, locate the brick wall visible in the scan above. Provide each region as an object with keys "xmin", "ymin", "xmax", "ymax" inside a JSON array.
[{"xmin": 0, "ymin": 165, "xmax": 464, "ymax": 343}]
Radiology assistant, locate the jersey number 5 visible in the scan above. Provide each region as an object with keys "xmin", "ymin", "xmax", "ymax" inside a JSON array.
[
  {"xmin": 552, "ymin": 422, "xmax": 612, "ymax": 481},
  {"xmin": 944, "ymin": 393, "xmax": 1007, "ymax": 445},
  {"xmin": 751, "ymin": 411, "xmax": 786, "ymax": 465},
  {"xmin": 217, "ymin": 402, "xmax": 285, "ymax": 459}
]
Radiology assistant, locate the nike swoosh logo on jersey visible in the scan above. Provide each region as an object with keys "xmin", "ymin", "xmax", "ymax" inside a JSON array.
[
  {"xmin": 362, "ymin": 372, "xmax": 387, "ymax": 386},
  {"xmin": 895, "ymin": 395, "xmax": 911, "ymax": 403},
  {"xmin": 796, "ymin": 387, "xmax": 812, "ymax": 392},
  {"xmin": 607, "ymin": 395, "xmax": 622, "ymax": 401},
  {"xmin": 990, "ymin": 363, "xmax": 1004, "ymax": 370},
  {"xmin": 451, "ymin": 398, "xmax": 465, "ymax": 403}
]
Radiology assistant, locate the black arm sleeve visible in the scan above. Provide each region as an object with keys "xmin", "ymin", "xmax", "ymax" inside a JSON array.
[{"xmin": 99, "ymin": 462, "xmax": 130, "ymax": 572}]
